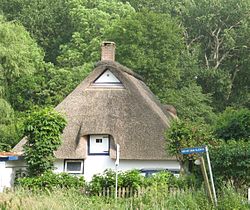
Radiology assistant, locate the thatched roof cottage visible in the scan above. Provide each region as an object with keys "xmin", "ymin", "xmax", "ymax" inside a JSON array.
[{"xmin": 5, "ymin": 42, "xmax": 179, "ymax": 183}]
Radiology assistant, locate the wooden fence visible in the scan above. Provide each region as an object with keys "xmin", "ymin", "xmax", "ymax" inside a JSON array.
[{"xmin": 96, "ymin": 187, "xmax": 187, "ymax": 198}]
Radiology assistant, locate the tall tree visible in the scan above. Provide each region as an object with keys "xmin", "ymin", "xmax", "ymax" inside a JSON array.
[
  {"xmin": 0, "ymin": 98, "xmax": 18, "ymax": 151},
  {"xmin": 0, "ymin": 0, "xmax": 73, "ymax": 63},
  {"xmin": 105, "ymin": 11, "xmax": 184, "ymax": 96},
  {"xmin": 0, "ymin": 15, "xmax": 45, "ymax": 150},
  {"xmin": 57, "ymin": 0, "xmax": 134, "ymax": 68},
  {"xmin": 105, "ymin": 11, "xmax": 215, "ymax": 122},
  {"xmin": 0, "ymin": 15, "xmax": 43, "ymax": 101},
  {"xmin": 174, "ymin": 0, "xmax": 250, "ymax": 110}
]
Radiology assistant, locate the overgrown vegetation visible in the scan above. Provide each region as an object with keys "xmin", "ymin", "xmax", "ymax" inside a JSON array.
[
  {"xmin": 15, "ymin": 171, "xmax": 85, "ymax": 191},
  {"xmin": 165, "ymin": 107, "xmax": 250, "ymax": 190},
  {"xmin": 0, "ymin": 185, "xmax": 249, "ymax": 210},
  {"xmin": 88, "ymin": 169, "xmax": 180, "ymax": 195}
]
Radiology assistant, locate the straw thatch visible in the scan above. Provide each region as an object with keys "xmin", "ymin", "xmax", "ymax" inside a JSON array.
[{"xmin": 13, "ymin": 60, "xmax": 177, "ymax": 160}]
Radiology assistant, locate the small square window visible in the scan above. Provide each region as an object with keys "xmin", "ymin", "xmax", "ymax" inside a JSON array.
[
  {"xmin": 96, "ymin": 139, "xmax": 102, "ymax": 143},
  {"xmin": 65, "ymin": 160, "xmax": 83, "ymax": 174}
]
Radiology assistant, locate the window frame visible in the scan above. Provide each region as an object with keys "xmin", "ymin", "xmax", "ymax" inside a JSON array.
[
  {"xmin": 88, "ymin": 135, "xmax": 110, "ymax": 155},
  {"xmin": 64, "ymin": 159, "xmax": 84, "ymax": 174},
  {"xmin": 92, "ymin": 70, "xmax": 123, "ymax": 87}
]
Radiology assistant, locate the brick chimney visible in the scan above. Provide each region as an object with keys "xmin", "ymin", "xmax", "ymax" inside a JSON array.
[{"xmin": 101, "ymin": 41, "xmax": 116, "ymax": 61}]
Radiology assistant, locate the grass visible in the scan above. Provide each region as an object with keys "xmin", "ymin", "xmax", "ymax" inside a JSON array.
[{"xmin": 0, "ymin": 187, "xmax": 249, "ymax": 210}]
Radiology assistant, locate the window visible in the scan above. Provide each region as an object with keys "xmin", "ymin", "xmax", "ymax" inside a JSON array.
[
  {"xmin": 96, "ymin": 139, "xmax": 102, "ymax": 143},
  {"xmin": 88, "ymin": 135, "xmax": 109, "ymax": 155},
  {"xmin": 93, "ymin": 70, "xmax": 123, "ymax": 86},
  {"xmin": 65, "ymin": 160, "xmax": 84, "ymax": 174}
]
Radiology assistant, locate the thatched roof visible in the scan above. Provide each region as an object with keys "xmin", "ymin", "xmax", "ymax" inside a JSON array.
[{"xmin": 13, "ymin": 60, "xmax": 176, "ymax": 160}]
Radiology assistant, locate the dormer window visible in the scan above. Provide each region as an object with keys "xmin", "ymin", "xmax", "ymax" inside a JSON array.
[
  {"xmin": 88, "ymin": 135, "xmax": 110, "ymax": 155},
  {"xmin": 93, "ymin": 70, "xmax": 123, "ymax": 87}
]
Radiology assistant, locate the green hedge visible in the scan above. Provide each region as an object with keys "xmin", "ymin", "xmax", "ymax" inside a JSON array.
[{"xmin": 15, "ymin": 171, "xmax": 85, "ymax": 190}]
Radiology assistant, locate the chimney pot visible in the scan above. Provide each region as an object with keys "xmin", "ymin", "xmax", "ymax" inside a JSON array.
[{"xmin": 101, "ymin": 41, "xmax": 116, "ymax": 61}]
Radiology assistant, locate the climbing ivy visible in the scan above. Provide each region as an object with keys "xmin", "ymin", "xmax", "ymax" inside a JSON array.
[{"xmin": 24, "ymin": 107, "xmax": 66, "ymax": 176}]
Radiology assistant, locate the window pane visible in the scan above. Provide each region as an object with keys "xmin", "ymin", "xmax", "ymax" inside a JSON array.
[
  {"xmin": 66, "ymin": 162, "xmax": 82, "ymax": 172},
  {"xmin": 96, "ymin": 139, "xmax": 102, "ymax": 143}
]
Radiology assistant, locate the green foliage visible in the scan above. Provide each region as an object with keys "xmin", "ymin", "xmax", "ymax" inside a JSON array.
[
  {"xmin": 0, "ymin": 99, "xmax": 21, "ymax": 151},
  {"xmin": 144, "ymin": 171, "xmax": 174, "ymax": 188},
  {"xmin": 165, "ymin": 119, "xmax": 217, "ymax": 175},
  {"xmin": 120, "ymin": 170, "xmax": 144, "ymax": 188},
  {"xmin": 106, "ymin": 11, "xmax": 184, "ymax": 97},
  {"xmin": 162, "ymin": 83, "xmax": 215, "ymax": 123},
  {"xmin": 16, "ymin": 171, "xmax": 85, "ymax": 191},
  {"xmin": 57, "ymin": 0, "xmax": 134, "ymax": 67},
  {"xmin": 0, "ymin": 0, "xmax": 73, "ymax": 63},
  {"xmin": 210, "ymin": 140, "xmax": 250, "ymax": 188},
  {"xmin": 214, "ymin": 108, "xmax": 250, "ymax": 141},
  {"xmin": 173, "ymin": 0, "xmax": 250, "ymax": 110},
  {"xmin": 217, "ymin": 185, "xmax": 250, "ymax": 210},
  {"xmin": 120, "ymin": 0, "xmax": 175, "ymax": 14},
  {"xmin": 0, "ymin": 15, "xmax": 43, "ymax": 93},
  {"xmin": 1, "ymin": 186, "xmax": 249, "ymax": 210},
  {"xmin": 24, "ymin": 107, "xmax": 67, "ymax": 176},
  {"xmin": 88, "ymin": 169, "xmax": 182, "ymax": 195},
  {"xmin": 89, "ymin": 169, "xmax": 145, "ymax": 194},
  {"xmin": 165, "ymin": 119, "xmax": 215, "ymax": 162}
]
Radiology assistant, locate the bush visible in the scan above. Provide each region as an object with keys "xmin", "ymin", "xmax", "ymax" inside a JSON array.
[
  {"xmin": 120, "ymin": 170, "xmax": 144, "ymax": 188},
  {"xmin": 210, "ymin": 140, "xmax": 250, "ymax": 188},
  {"xmin": 144, "ymin": 171, "xmax": 174, "ymax": 187},
  {"xmin": 24, "ymin": 107, "xmax": 67, "ymax": 176},
  {"xmin": 15, "ymin": 171, "xmax": 85, "ymax": 191},
  {"xmin": 88, "ymin": 169, "xmax": 181, "ymax": 195},
  {"xmin": 89, "ymin": 169, "xmax": 148, "ymax": 194},
  {"xmin": 214, "ymin": 108, "xmax": 250, "ymax": 141}
]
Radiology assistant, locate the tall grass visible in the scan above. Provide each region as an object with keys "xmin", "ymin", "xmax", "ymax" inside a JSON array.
[{"xmin": 0, "ymin": 186, "xmax": 249, "ymax": 210}]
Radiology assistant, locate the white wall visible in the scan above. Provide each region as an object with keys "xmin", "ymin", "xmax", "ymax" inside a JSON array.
[
  {"xmin": 84, "ymin": 156, "xmax": 114, "ymax": 181},
  {"xmin": 0, "ymin": 157, "xmax": 179, "ymax": 190},
  {"xmin": 0, "ymin": 161, "xmax": 13, "ymax": 192},
  {"xmin": 54, "ymin": 159, "xmax": 64, "ymax": 173},
  {"xmin": 83, "ymin": 156, "xmax": 179, "ymax": 181},
  {"xmin": 52, "ymin": 157, "xmax": 179, "ymax": 182}
]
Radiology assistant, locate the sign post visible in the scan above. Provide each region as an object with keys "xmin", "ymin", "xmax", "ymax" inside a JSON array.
[
  {"xmin": 181, "ymin": 146, "xmax": 217, "ymax": 206},
  {"xmin": 200, "ymin": 156, "xmax": 214, "ymax": 204},
  {"xmin": 115, "ymin": 144, "xmax": 120, "ymax": 200},
  {"xmin": 205, "ymin": 146, "xmax": 217, "ymax": 206}
]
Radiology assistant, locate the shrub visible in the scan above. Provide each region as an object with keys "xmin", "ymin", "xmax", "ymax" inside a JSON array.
[
  {"xmin": 144, "ymin": 171, "xmax": 174, "ymax": 187},
  {"xmin": 120, "ymin": 170, "xmax": 144, "ymax": 188},
  {"xmin": 88, "ymin": 169, "xmax": 145, "ymax": 194},
  {"xmin": 214, "ymin": 108, "xmax": 250, "ymax": 141},
  {"xmin": 210, "ymin": 140, "xmax": 250, "ymax": 188},
  {"xmin": 24, "ymin": 107, "xmax": 67, "ymax": 176},
  {"xmin": 165, "ymin": 119, "xmax": 216, "ymax": 174},
  {"xmin": 15, "ymin": 171, "xmax": 85, "ymax": 191},
  {"xmin": 88, "ymin": 169, "xmax": 181, "ymax": 195}
]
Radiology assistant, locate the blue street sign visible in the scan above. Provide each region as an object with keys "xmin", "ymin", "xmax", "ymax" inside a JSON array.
[
  {"xmin": 181, "ymin": 147, "xmax": 206, "ymax": 154},
  {"xmin": 8, "ymin": 156, "xmax": 19, "ymax": 161}
]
